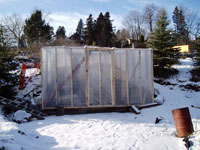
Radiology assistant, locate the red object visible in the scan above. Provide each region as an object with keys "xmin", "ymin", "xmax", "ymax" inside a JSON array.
[
  {"xmin": 25, "ymin": 62, "xmax": 41, "ymax": 69},
  {"xmin": 18, "ymin": 63, "xmax": 41, "ymax": 90},
  {"xmin": 19, "ymin": 64, "xmax": 26, "ymax": 90},
  {"xmin": 172, "ymin": 107, "xmax": 194, "ymax": 137}
]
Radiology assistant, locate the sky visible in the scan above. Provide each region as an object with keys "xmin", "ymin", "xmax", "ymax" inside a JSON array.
[{"xmin": 0, "ymin": 0, "xmax": 199, "ymax": 36}]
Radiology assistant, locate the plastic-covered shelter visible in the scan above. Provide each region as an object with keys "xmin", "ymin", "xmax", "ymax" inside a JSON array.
[{"xmin": 41, "ymin": 46, "xmax": 154, "ymax": 114}]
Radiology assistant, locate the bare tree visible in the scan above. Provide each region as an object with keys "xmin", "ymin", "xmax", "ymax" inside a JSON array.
[
  {"xmin": 3, "ymin": 14, "xmax": 24, "ymax": 50},
  {"xmin": 143, "ymin": 3, "xmax": 158, "ymax": 33},
  {"xmin": 177, "ymin": 6, "xmax": 199, "ymax": 42},
  {"xmin": 184, "ymin": 8, "xmax": 198, "ymax": 42},
  {"xmin": 194, "ymin": 21, "xmax": 200, "ymax": 40},
  {"xmin": 123, "ymin": 10, "xmax": 145, "ymax": 42},
  {"xmin": 116, "ymin": 28, "xmax": 130, "ymax": 40}
]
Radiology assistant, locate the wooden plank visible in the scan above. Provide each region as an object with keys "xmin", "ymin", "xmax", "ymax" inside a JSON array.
[
  {"xmin": 139, "ymin": 50, "xmax": 143, "ymax": 104},
  {"xmin": 55, "ymin": 48, "xmax": 58, "ymax": 106},
  {"xmin": 41, "ymin": 48, "xmax": 44, "ymax": 110},
  {"xmin": 43, "ymin": 105, "xmax": 131, "ymax": 109},
  {"xmin": 130, "ymin": 105, "xmax": 141, "ymax": 114},
  {"xmin": 115, "ymin": 48, "xmax": 153, "ymax": 51},
  {"xmin": 70, "ymin": 48, "xmax": 74, "ymax": 107},
  {"xmin": 111, "ymin": 50, "xmax": 115, "ymax": 106},
  {"xmin": 87, "ymin": 48, "xmax": 90, "ymax": 106},
  {"xmin": 126, "ymin": 49, "xmax": 129, "ymax": 105},
  {"xmin": 85, "ymin": 47, "xmax": 89, "ymax": 106},
  {"xmin": 0, "ymin": 96, "xmax": 47, "ymax": 120},
  {"xmin": 85, "ymin": 46, "xmax": 114, "ymax": 51},
  {"xmin": 99, "ymin": 51, "xmax": 102, "ymax": 105},
  {"xmin": 137, "ymin": 102, "xmax": 160, "ymax": 109},
  {"xmin": 43, "ymin": 106, "xmax": 131, "ymax": 115},
  {"xmin": 151, "ymin": 50, "xmax": 155, "ymax": 103}
]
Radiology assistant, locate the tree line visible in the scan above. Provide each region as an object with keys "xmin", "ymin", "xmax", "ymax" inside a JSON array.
[
  {"xmin": 71, "ymin": 12, "xmax": 115, "ymax": 47},
  {"xmin": 1, "ymin": 6, "xmax": 200, "ymax": 50}
]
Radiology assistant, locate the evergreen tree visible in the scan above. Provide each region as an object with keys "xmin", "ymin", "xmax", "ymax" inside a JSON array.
[
  {"xmin": 56, "ymin": 26, "xmax": 66, "ymax": 38},
  {"xmin": 148, "ymin": 8, "xmax": 179, "ymax": 78},
  {"xmin": 84, "ymin": 14, "xmax": 95, "ymax": 45},
  {"xmin": 24, "ymin": 10, "xmax": 54, "ymax": 47},
  {"xmin": 103, "ymin": 12, "xmax": 114, "ymax": 47},
  {"xmin": 95, "ymin": 12, "xmax": 114, "ymax": 47},
  {"xmin": 172, "ymin": 6, "xmax": 187, "ymax": 44},
  {"xmin": 96, "ymin": 12, "xmax": 105, "ymax": 46},
  {"xmin": 76, "ymin": 19, "xmax": 84, "ymax": 43},
  {"xmin": 0, "ymin": 24, "xmax": 19, "ymax": 99},
  {"xmin": 148, "ymin": 9, "xmax": 173, "ymax": 51}
]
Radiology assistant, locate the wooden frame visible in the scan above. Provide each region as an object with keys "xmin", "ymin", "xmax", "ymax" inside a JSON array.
[
  {"xmin": 70, "ymin": 48, "xmax": 74, "ymax": 107},
  {"xmin": 41, "ymin": 48, "xmax": 44, "ymax": 110},
  {"xmin": 151, "ymin": 50, "xmax": 155, "ymax": 103},
  {"xmin": 55, "ymin": 48, "xmax": 58, "ymax": 105},
  {"xmin": 126, "ymin": 49, "xmax": 129, "ymax": 105},
  {"xmin": 41, "ymin": 46, "xmax": 154, "ymax": 112}
]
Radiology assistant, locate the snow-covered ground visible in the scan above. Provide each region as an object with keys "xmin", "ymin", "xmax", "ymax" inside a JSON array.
[{"xmin": 0, "ymin": 58, "xmax": 200, "ymax": 150}]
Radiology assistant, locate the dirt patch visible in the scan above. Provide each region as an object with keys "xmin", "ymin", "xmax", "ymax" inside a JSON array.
[
  {"xmin": 154, "ymin": 79, "xmax": 177, "ymax": 86},
  {"xmin": 179, "ymin": 84, "xmax": 200, "ymax": 92}
]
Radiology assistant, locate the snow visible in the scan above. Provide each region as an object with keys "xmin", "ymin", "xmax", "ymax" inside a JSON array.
[
  {"xmin": 12, "ymin": 110, "xmax": 32, "ymax": 123},
  {"xmin": 25, "ymin": 68, "xmax": 40, "ymax": 77},
  {"xmin": 0, "ymin": 57, "xmax": 200, "ymax": 150}
]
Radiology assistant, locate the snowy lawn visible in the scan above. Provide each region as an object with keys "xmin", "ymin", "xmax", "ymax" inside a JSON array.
[{"xmin": 0, "ymin": 58, "xmax": 200, "ymax": 150}]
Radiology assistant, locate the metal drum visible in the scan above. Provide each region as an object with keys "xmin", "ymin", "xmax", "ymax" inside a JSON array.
[{"xmin": 172, "ymin": 107, "xmax": 194, "ymax": 137}]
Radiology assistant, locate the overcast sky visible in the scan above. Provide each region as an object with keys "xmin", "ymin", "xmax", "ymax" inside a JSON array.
[{"xmin": 0, "ymin": 0, "xmax": 199, "ymax": 36}]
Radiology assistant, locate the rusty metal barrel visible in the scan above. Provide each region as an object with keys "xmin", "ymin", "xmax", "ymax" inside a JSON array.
[{"xmin": 172, "ymin": 107, "xmax": 194, "ymax": 137}]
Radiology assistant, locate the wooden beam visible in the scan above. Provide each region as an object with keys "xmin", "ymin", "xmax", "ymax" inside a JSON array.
[
  {"xmin": 70, "ymin": 48, "xmax": 74, "ymax": 107},
  {"xmin": 151, "ymin": 50, "xmax": 155, "ymax": 103},
  {"xmin": 41, "ymin": 48, "xmax": 44, "ymax": 110},
  {"xmin": 137, "ymin": 102, "xmax": 160, "ymax": 109},
  {"xmin": 43, "ymin": 106, "xmax": 131, "ymax": 115},
  {"xmin": 126, "ymin": 49, "xmax": 129, "ymax": 105},
  {"xmin": 115, "ymin": 48, "xmax": 153, "ymax": 51},
  {"xmin": 85, "ymin": 46, "xmax": 115, "ymax": 51},
  {"xmin": 139, "ymin": 50, "xmax": 143, "ymax": 105},
  {"xmin": 111, "ymin": 50, "xmax": 115, "ymax": 105},
  {"xmin": 55, "ymin": 48, "xmax": 58, "ymax": 106},
  {"xmin": 85, "ymin": 47, "xmax": 89, "ymax": 106},
  {"xmin": 130, "ymin": 105, "xmax": 141, "ymax": 114},
  {"xmin": 99, "ymin": 51, "xmax": 102, "ymax": 105},
  {"xmin": 86, "ymin": 48, "xmax": 90, "ymax": 106}
]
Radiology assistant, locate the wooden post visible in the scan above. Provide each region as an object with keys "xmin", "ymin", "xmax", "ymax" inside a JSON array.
[
  {"xmin": 70, "ymin": 48, "xmax": 74, "ymax": 107},
  {"xmin": 139, "ymin": 50, "xmax": 143, "ymax": 105},
  {"xmin": 151, "ymin": 50, "xmax": 155, "ymax": 103},
  {"xmin": 111, "ymin": 49, "xmax": 115, "ymax": 106},
  {"xmin": 126, "ymin": 49, "xmax": 129, "ymax": 105},
  {"xmin": 99, "ymin": 51, "xmax": 102, "ymax": 105},
  {"xmin": 85, "ymin": 47, "xmax": 89, "ymax": 106},
  {"xmin": 55, "ymin": 48, "xmax": 58, "ymax": 106},
  {"xmin": 41, "ymin": 48, "xmax": 44, "ymax": 110}
]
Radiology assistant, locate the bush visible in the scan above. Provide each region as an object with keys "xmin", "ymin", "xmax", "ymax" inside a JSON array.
[
  {"xmin": 0, "ymin": 50, "xmax": 20, "ymax": 99},
  {"xmin": 190, "ymin": 67, "xmax": 200, "ymax": 82},
  {"xmin": 154, "ymin": 66, "xmax": 179, "ymax": 79}
]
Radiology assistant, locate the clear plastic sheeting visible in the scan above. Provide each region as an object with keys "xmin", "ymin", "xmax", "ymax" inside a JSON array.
[
  {"xmin": 115, "ymin": 49, "xmax": 127, "ymax": 105},
  {"xmin": 42, "ymin": 47, "xmax": 56, "ymax": 108},
  {"xmin": 56, "ymin": 47, "xmax": 71, "ymax": 107},
  {"xmin": 141, "ymin": 50, "xmax": 153, "ymax": 104},
  {"xmin": 89, "ymin": 51, "xmax": 100, "ymax": 105},
  {"xmin": 128, "ymin": 50, "xmax": 141, "ymax": 105},
  {"xmin": 42, "ymin": 47, "xmax": 154, "ymax": 110},
  {"xmin": 72, "ymin": 48, "xmax": 86, "ymax": 106},
  {"xmin": 101, "ymin": 51, "xmax": 112, "ymax": 105}
]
